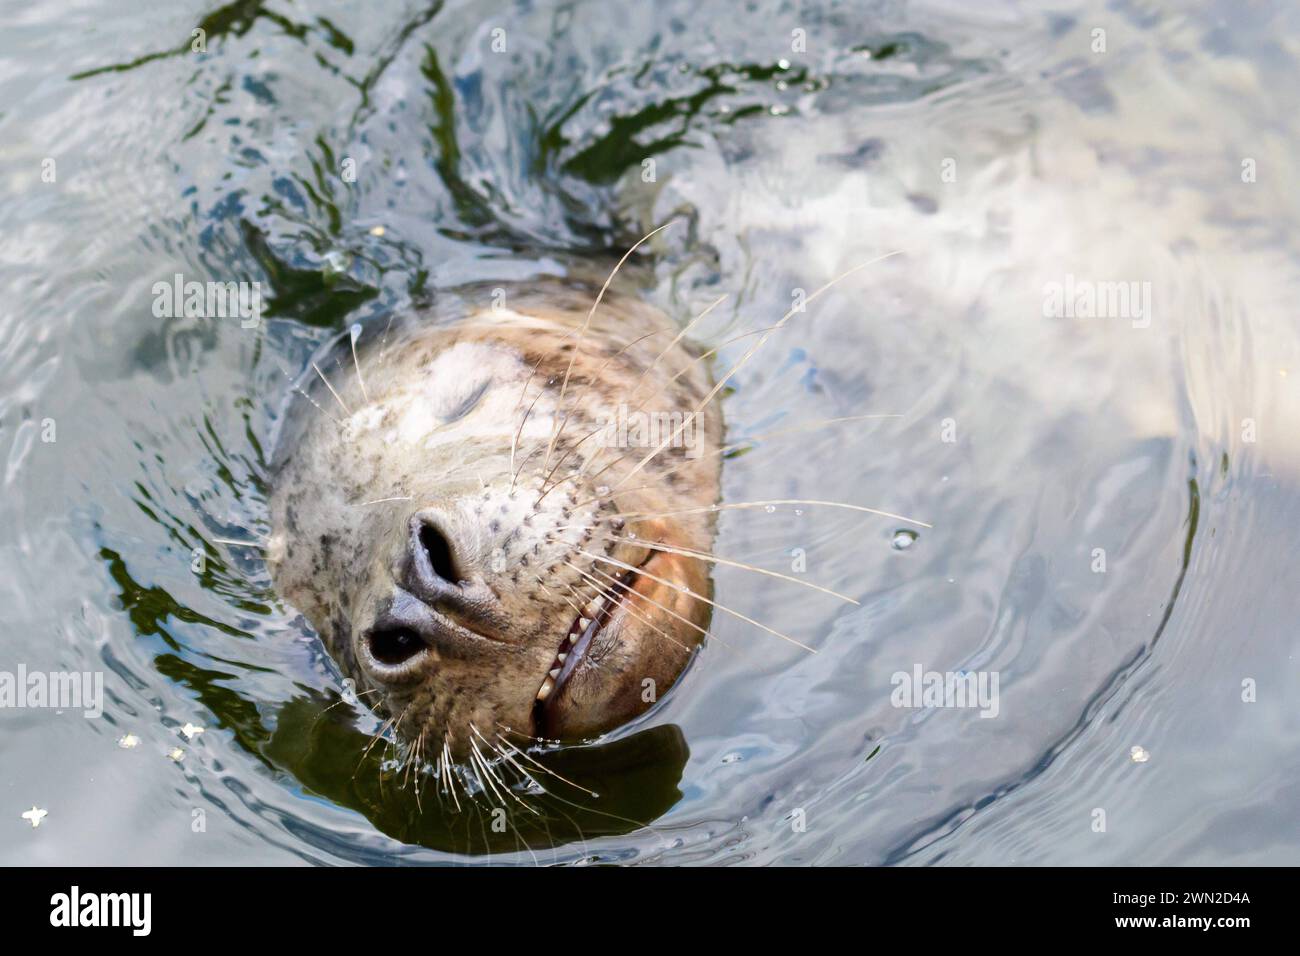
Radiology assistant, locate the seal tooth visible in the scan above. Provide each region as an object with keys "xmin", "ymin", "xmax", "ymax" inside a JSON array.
[
  {"xmin": 567, "ymin": 633, "xmax": 578, "ymax": 646},
  {"xmin": 549, "ymin": 668, "xmax": 561, "ymax": 679},
  {"xmin": 536, "ymin": 677, "xmax": 555, "ymax": 701},
  {"xmin": 556, "ymin": 653, "xmax": 567, "ymax": 664},
  {"xmin": 577, "ymin": 617, "xmax": 591, "ymax": 631}
]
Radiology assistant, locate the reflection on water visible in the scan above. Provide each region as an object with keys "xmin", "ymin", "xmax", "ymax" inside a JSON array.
[{"xmin": 1, "ymin": 0, "xmax": 1298, "ymax": 864}]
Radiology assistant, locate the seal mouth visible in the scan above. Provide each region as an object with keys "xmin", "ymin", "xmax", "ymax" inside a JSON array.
[{"xmin": 532, "ymin": 558, "xmax": 646, "ymax": 734}]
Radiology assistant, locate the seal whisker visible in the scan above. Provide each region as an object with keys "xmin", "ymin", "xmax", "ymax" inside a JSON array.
[
  {"xmin": 441, "ymin": 735, "xmax": 462, "ymax": 813},
  {"xmin": 526, "ymin": 775, "xmax": 664, "ymax": 839},
  {"xmin": 412, "ymin": 761, "xmax": 425, "ymax": 815},
  {"xmin": 401, "ymin": 727, "xmax": 423, "ymax": 790},
  {"xmin": 378, "ymin": 312, "xmax": 397, "ymax": 361},
  {"xmin": 521, "ymin": 785, "xmax": 592, "ymax": 863},
  {"xmin": 352, "ymin": 715, "xmax": 395, "ymax": 781},
  {"xmin": 431, "ymin": 755, "xmax": 446, "ymax": 811},
  {"xmin": 585, "ymin": 532, "xmax": 861, "ymax": 604},
  {"xmin": 485, "ymin": 736, "xmax": 546, "ymax": 796},
  {"xmin": 277, "ymin": 360, "xmax": 344, "ymax": 426},
  {"xmin": 312, "ymin": 361, "xmax": 354, "ymax": 418},
  {"xmin": 577, "ymin": 548, "xmax": 817, "ymax": 653},
  {"xmin": 614, "ymin": 251, "xmax": 904, "ymax": 490},
  {"xmin": 626, "ymin": 293, "xmax": 730, "ymax": 402},
  {"xmin": 467, "ymin": 734, "xmax": 509, "ymax": 810},
  {"xmin": 559, "ymin": 325, "xmax": 782, "ymax": 493},
  {"xmin": 417, "ymin": 730, "xmax": 430, "ymax": 802},
  {"xmin": 545, "ymin": 575, "xmax": 692, "ymax": 656},
  {"xmin": 570, "ymin": 415, "xmax": 905, "ymax": 508},
  {"xmin": 540, "ymin": 221, "xmax": 678, "ymax": 478},
  {"xmin": 564, "ymin": 579, "xmax": 691, "ymax": 655},
  {"xmin": 509, "ymin": 387, "xmax": 548, "ymax": 493},
  {"xmin": 526, "ymin": 466, "xmax": 585, "ymax": 505},
  {"xmin": 507, "ymin": 352, "xmax": 558, "ymax": 486},
  {"xmin": 211, "ymin": 537, "xmax": 267, "ymax": 548},
  {"xmin": 535, "ymin": 297, "xmax": 729, "ymax": 495},
  {"xmin": 471, "ymin": 802, "xmax": 493, "ymax": 856},
  {"xmin": 505, "ymin": 814, "xmax": 542, "ymax": 865},
  {"xmin": 556, "ymin": 574, "xmax": 696, "ymax": 658},
  {"xmin": 380, "ymin": 706, "xmax": 418, "ymax": 795},
  {"xmin": 616, "ymin": 498, "xmax": 932, "ymax": 528},
  {"xmin": 492, "ymin": 730, "xmax": 599, "ymax": 799},
  {"xmin": 626, "ymin": 324, "xmax": 781, "ymax": 416},
  {"xmin": 533, "ymin": 326, "xmax": 674, "ymax": 499},
  {"xmin": 512, "ymin": 352, "xmax": 550, "ymax": 412},
  {"xmin": 308, "ymin": 687, "xmax": 383, "ymax": 733},
  {"xmin": 437, "ymin": 749, "xmax": 451, "ymax": 809},
  {"xmin": 349, "ymin": 323, "xmax": 371, "ymax": 404},
  {"xmin": 558, "ymin": 565, "xmax": 708, "ymax": 654},
  {"xmin": 585, "ymin": 563, "xmax": 737, "ymax": 652},
  {"xmin": 470, "ymin": 724, "xmax": 543, "ymax": 817},
  {"xmin": 402, "ymin": 728, "xmax": 426, "ymax": 804}
]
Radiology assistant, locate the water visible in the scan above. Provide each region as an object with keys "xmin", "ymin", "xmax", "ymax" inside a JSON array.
[{"xmin": 2, "ymin": 0, "xmax": 1298, "ymax": 864}]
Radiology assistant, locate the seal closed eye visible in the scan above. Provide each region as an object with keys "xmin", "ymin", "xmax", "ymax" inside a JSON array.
[{"xmin": 266, "ymin": 280, "xmax": 721, "ymax": 761}]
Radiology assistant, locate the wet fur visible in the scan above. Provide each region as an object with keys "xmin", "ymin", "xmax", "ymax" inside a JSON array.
[{"xmin": 267, "ymin": 279, "xmax": 722, "ymax": 759}]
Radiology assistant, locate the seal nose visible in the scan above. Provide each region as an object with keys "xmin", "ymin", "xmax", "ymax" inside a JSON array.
[
  {"xmin": 405, "ymin": 514, "xmax": 464, "ymax": 597},
  {"xmin": 365, "ymin": 590, "xmax": 433, "ymax": 670},
  {"xmin": 418, "ymin": 519, "xmax": 461, "ymax": 583},
  {"xmin": 395, "ymin": 509, "xmax": 508, "ymax": 642}
]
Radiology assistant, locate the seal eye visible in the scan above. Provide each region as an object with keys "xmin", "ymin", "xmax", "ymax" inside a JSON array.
[{"xmin": 367, "ymin": 627, "xmax": 427, "ymax": 666}]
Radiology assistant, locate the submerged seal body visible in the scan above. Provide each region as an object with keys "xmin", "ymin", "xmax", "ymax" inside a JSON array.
[{"xmin": 267, "ymin": 281, "xmax": 721, "ymax": 758}]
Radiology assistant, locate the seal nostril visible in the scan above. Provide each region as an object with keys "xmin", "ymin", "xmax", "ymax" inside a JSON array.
[
  {"xmin": 419, "ymin": 523, "xmax": 459, "ymax": 583},
  {"xmin": 367, "ymin": 627, "xmax": 427, "ymax": 666}
]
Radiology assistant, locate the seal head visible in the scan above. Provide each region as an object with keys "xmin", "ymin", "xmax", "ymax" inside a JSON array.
[{"xmin": 267, "ymin": 282, "xmax": 721, "ymax": 757}]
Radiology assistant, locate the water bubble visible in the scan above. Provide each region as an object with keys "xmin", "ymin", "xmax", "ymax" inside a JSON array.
[
  {"xmin": 322, "ymin": 249, "xmax": 351, "ymax": 277},
  {"xmin": 764, "ymin": 504, "xmax": 776, "ymax": 513},
  {"xmin": 794, "ymin": 509, "xmax": 804, "ymax": 516},
  {"xmin": 891, "ymin": 529, "xmax": 918, "ymax": 551},
  {"xmin": 1130, "ymin": 745, "xmax": 1150, "ymax": 764},
  {"xmin": 721, "ymin": 752, "xmax": 743, "ymax": 765},
  {"xmin": 777, "ymin": 58, "xmax": 791, "ymax": 70}
]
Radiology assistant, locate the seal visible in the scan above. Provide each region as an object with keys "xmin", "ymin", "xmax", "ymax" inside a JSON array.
[{"xmin": 267, "ymin": 279, "xmax": 722, "ymax": 760}]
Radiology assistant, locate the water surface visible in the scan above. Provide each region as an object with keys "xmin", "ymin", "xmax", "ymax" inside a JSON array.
[{"xmin": 2, "ymin": 0, "xmax": 1298, "ymax": 864}]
